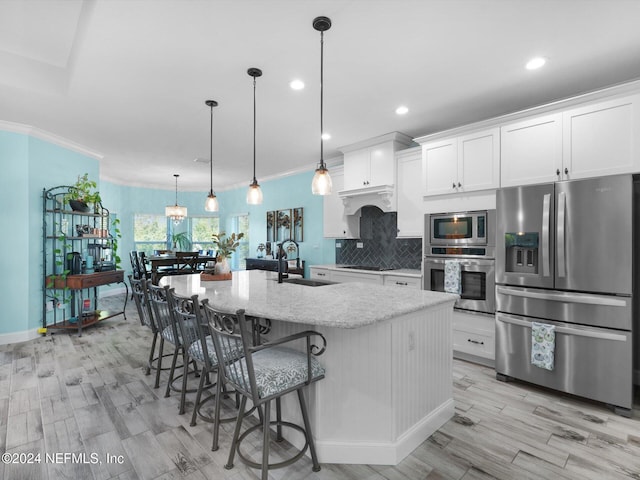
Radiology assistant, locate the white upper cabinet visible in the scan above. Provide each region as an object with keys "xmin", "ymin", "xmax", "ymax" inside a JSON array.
[
  {"xmin": 339, "ymin": 132, "xmax": 415, "ymax": 192},
  {"xmin": 323, "ymin": 166, "xmax": 359, "ymax": 239},
  {"xmin": 562, "ymin": 94, "xmax": 640, "ymax": 180},
  {"xmin": 343, "ymin": 142, "xmax": 395, "ymax": 190},
  {"xmin": 501, "ymin": 113, "xmax": 563, "ymax": 187},
  {"xmin": 420, "ymin": 127, "xmax": 499, "ymax": 196},
  {"xmin": 501, "ymin": 93, "xmax": 640, "ymax": 186},
  {"xmin": 396, "ymin": 147, "xmax": 424, "ymax": 237}
]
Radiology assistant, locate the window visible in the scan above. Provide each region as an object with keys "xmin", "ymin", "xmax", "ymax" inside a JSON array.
[
  {"xmin": 190, "ymin": 216, "xmax": 220, "ymax": 253},
  {"xmin": 133, "ymin": 214, "xmax": 168, "ymax": 256},
  {"xmin": 230, "ymin": 214, "xmax": 250, "ymax": 270}
]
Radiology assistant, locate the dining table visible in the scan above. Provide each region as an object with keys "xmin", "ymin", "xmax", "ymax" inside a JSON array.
[{"xmin": 147, "ymin": 253, "xmax": 216, "ymax": 284}]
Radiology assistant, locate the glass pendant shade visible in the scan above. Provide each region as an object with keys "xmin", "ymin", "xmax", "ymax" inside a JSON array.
[
  {"xmin": 205, "ymin": 192, "xmax": 219, "ymax": 212},
  {"xmin": 246, "ymin": 181, "xmax": 263, "ymax": 205},
  {"xmin": 311, "ymin": 164, "xmax": 332, "ymax": 195}
]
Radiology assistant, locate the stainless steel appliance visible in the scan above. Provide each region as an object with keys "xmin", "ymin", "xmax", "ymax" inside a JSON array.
[
  {"xmin": 423, "ymin": 210, "xmax": 496, "ymax": 315},
  {"xmin": 495, "ymin": 174, "xmax": 635, "ymax": 415}
]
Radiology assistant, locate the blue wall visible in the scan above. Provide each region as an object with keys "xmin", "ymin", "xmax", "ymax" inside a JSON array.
[{"xmin": 1, "ymin": 127, "xmax": 335, "ymax": 337}]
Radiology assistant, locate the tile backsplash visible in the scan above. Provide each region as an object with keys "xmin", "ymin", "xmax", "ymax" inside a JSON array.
[{"xmin": 335, "ymin": 206, "xmax": 422, "ymax": 269}]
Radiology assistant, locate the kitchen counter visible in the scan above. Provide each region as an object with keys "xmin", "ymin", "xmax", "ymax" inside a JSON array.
[
  {"xmin": 160, "ymin": 270, "xmax": 456, "ymax": 465},
  {"xmin": 160, "ymin": 270, "xmax": 450, "ymax": 329}
]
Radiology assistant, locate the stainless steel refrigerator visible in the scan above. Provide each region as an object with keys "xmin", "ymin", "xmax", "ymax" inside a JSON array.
[{"xmin": 495, "ymin": 174, "xmax": 636, "ymax": 415}]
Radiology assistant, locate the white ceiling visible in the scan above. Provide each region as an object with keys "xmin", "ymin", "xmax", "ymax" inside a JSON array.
[{"xmin": 2, "ymin": 0, "xmax": 640, "ymax": 192}]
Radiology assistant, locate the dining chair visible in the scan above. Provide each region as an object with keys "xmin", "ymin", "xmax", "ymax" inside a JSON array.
[
  {"xmin": 175, "ymin": 251, "xmax": 200, "ymax": 273},
  {"xmin": 137, "ymin": 252, "xmax": 152, "ymax": 280},
  {"xmin": 202, "ymin": 300, "xmax": 327, "ymax": 480}
]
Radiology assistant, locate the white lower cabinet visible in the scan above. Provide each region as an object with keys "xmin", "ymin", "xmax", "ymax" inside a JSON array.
[
  {"xmin": 309, "ymin": 267, "xmax": 332, "ymax": 280},
  {"xmin": 452, "ymin": 310, "xmax": 495, "ymax": 364},
  {"xmin": 382, "ymin": 275, "xmax": 421, "ymax": 289},
  {"xmin": 331, "ymin": 271, "xmax": 383, "ymax": 285}
]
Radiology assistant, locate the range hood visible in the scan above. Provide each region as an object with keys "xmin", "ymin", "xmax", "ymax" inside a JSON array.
[{"xmin": 338, "ymin": 185, "xmax": 395, "ymax": 215}]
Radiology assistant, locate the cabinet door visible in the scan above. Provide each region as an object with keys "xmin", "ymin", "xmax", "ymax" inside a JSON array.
[
  {"xmin": 563, "ymin": 94, "xmax": 640, "ymax": 180},
  {"xmin": 396, "ymin": 149, "xmax": 423, "ymax": 237},
  {"xmin": 323, "ymin": 167, "xmax": 348, "ymax": 238},
  {"xmin": 501, "ymin": 113, "xmax": 562, "ymax": 187},
  {"xmin": 343, "ymin": 149, "xmax": 370, "ymax": 190},
  {"xmin": 383, "ymin": 275, "xmax": 421, "ymax": 289},
  {"xmin": 422, "ymin": 138, "xmax": 458, "ymax": 196},
  {"xmin": 331, "ymin": 271, "xmax": 383, "ymax": 285},
  {"xmin": 458, "ymin": 127, "xmax": 500, "ymax": 192},
  {"xmin": 368, "ymin": 142, "xmax": 395, "ymax": 187}
]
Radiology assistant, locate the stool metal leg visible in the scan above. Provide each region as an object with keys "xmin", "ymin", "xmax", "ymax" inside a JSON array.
[
  {"xmin": 146, "ymin": 332, "xmax": 158, "ymax": 376},
  {"xmin": 225, "ymin": 395, "xmax": 248, "ymax": 469},
  {"xmin": 275, "ymin": 397, "xmax": 283, "ymax": 442},
  {"xmin": 298, "ymin": 389, "xmax": 321, "ymax": 472},
  {"xmin": 261, "ymin": 399, "xmax": 271, "ymax": 480},
  {"xmin": 190, "ymin": 365, "xmax": 209, "ymax": 426},
  {"xmin": 179, "ymin": 349, "xmax": 189, "ymax": 414},
  {"xmin": 154, "ymin": 337, "xmax": 165, "ymax": 389},
  {"xmin": 164, "ymin": 345, "xmax": 179, "ymax": 398},
  {"xmin": 211, "ymin": 373, "xmax": 224, "ymax": 451}
]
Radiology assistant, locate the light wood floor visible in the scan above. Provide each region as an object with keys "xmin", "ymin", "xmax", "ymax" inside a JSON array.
[{"xmin": 2, "ymin": 294, "xmax": 639, "ymax": 480}]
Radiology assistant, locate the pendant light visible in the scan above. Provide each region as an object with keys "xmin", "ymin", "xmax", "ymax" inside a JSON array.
[
  {"xmin": 204, "ymin": 99, "xmax": 220, "ymax": 211},
  {"xmin": 246, "ymin": 67, "xmax": 264, "ymax": 205},
  {"xmin": 311, "ymin": 16, "xmax": 332, "ymax": 196},
  {"xmin": 166, "ymin": 174, "xmax": 187, "ymax": 224}
]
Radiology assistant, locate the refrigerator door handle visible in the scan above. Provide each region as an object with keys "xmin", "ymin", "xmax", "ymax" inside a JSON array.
[
  {"xmin": 541, "ymin": 193, "xmax": 551, "ymax": 277},
  {"xmin": 497, "ymin": 313, "xmax": 628, "ymax": 342},
  {"xmin": 496, "ymin": 286, "xmax": 629, "ymax": 307},
  {"xmin": 557, "ymin": 191, "xmax": 566, "ymax": 278}
]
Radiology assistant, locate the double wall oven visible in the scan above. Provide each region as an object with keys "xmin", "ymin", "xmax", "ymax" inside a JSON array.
[{"xmin": 423, "ymin": 210, "xmax": 496, "ymax": 315}]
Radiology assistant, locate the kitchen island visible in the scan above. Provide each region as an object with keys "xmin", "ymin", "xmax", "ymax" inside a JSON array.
[{"xmin": 160, "ymin": 270, "xmax": 457, "ymax": 465}]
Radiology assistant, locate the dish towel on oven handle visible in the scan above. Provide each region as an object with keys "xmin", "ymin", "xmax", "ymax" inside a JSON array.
[
  {"xmin": 444, "ymin": 259, "xmax": 461, "ymax": 294},
  {"xmin": 531, "ymin": 322, "xmax": 555, "ymax": 371}
]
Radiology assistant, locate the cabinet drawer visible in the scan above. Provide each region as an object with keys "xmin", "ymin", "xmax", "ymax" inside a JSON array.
[
  {"xmin": 310, "ymin": 269, "xmax": 331, "ymax": 280},
  {"xmin": 453, "ymin": 329, "xmax": 494, "ymax": 359},
  {"xmin": 383, "ymin": 275, "xmax": 421, "ymax": 289}
]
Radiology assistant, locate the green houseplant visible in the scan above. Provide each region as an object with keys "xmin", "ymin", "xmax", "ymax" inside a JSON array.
[
  {"xmin": 63, "ymin": 173, "xmax": 102, "ymax": 212},
  {"xmin": 171, "ymin": 231, "xmax": 192, "ymax": 251},
  {"xmin": 211, "ymin": 232, "xmax": 244, "ymax": 274}
]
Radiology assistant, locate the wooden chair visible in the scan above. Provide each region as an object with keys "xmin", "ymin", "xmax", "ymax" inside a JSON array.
[
  {"xmin": 175, "ymin": 251, "xmax": 201, "ymax": 274},
  {"xmin": 202, "ymin": 300, "xmax": 326, "ymax": 479},
  {"xmin": 129, "ymin": 251, "xmax": 142, "ymax": 280}
]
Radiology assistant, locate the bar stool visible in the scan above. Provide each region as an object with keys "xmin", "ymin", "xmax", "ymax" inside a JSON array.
[
  {"xmin": 128, "ymin": 275, "xmax": 161, "ymax": 376},
  {"xmin": 202, "ymin": 300, "xmax": 327, "ymax": 480}
]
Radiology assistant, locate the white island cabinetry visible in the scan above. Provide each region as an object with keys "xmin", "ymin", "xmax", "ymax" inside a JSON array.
[{"xmin": 161, "ymin": 270, "xmax": 456, "ymax": 466}]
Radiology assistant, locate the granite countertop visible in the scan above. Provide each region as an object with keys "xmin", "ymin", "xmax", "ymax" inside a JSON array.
[
  {"xmin": 160, "ymin": 270, "xmax": 455, "ymax": 329},
  {"xmin": 311, "ymin": 264, "xmax": 422, "ymax": 278}
]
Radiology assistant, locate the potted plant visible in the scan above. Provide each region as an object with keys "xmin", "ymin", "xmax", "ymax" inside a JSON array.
[
  {"xmin": 63, "ymin": 173, "xmax": 102, "ymax": 212},
  {"xmin": 211, "ymin": 232, "xmax": 244, "ymax": 274},
  {"xmin": 171, "ymin": 231, "xmax": 192, "ymax": 252}
]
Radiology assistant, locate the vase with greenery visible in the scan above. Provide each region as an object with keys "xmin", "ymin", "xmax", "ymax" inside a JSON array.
[
  {"xmin": 171, "ymin": 231, "xmax": 192, "ymax": 252},
  {"xmin": 63, "ymin": 173, "xmax": 102, "ymax": 212},
  {"xmin": 211, "ymin": 232, "xmax": 244, "ymax": 274}
]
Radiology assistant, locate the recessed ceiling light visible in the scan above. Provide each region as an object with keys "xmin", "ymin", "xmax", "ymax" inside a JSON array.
[
  {"xmin": 290, "ymin": 79, "xmax": 305, "ymax": 90},
  {"xmin": 395, "ymin": 105, "xmax": 409, "ymax": 115},
  {"xmin": 321, "ymin": 132, "xmax": 331, "ymax": 140},
  {"xmin": 526, "ymin": 57, "xmax": 546, "ymax": 70}
]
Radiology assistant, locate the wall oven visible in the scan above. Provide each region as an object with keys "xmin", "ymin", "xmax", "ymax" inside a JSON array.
[{"xmin": 423, "ymin": 210, "xmax": 496, "ymax": 315}]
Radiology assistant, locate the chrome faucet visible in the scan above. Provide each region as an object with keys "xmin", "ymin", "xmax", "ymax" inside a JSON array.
[{"xmin": 277, "ymin": 238, "xmax": 299, "ymax": 283}]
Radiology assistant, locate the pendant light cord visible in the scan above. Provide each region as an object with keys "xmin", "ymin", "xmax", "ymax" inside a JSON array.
[
  {"xmin": 320, "ymin": 29, "xmax": 325, "ymax": 169},
  {"xmin": 174, "ymin": 174, "xmax": 178, "ymax": 205},
  {"xmin": 253, "ymin": 74, "xmax": 257, "ymax": 183},
  {"xmin": 209, "ymin": 104, "xmax": 214, "ymax": 195}
]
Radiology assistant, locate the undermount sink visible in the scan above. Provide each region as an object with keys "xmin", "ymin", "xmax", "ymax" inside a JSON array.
[{"xmin": 282, "ymin": 277, "xmax": 335, "ymax": 287}]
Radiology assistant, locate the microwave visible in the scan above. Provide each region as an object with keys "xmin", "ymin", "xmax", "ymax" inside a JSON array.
[{"xmin": 428, "ymin": 210, "xmax": 493, "ymax": 246}]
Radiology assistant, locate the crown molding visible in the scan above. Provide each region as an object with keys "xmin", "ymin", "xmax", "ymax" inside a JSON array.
[{"xmin": 0, "ymin": 120, "xmax": 103, "ymax": 160}]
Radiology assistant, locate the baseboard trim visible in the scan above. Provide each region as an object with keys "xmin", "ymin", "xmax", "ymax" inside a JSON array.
[
  {"xmin": 314, "ymin": 398, "xmax": 455, "ymax": 465},
  {"xmin": 0, "ymin": 328, "xmax": 41, "ymax": 346}
]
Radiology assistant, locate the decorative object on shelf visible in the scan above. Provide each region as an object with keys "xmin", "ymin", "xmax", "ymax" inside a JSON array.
[
  {"xmin": 311, "ymin": 16, "xmax": 333, "ymax": 196},
  {"xmin": 211, "ymin": 231, "xmax": 245, "ymax": 275},
  {"xmin": 63, "ymin": 173, "xmax": 102, "ymax": 212},
  {"xmin": 204, "ymin": 99, "xmax": 220, "ymax": 212},
  {"xmin": 246, "ymin": 67, "xmax": 264, "ymax": 205},
  {"xmin": 166, "ymin": 174, "xmax": 187, "ymax": 224},
  {"xmin": 257, "ymin": 243, "xmax": 266, "ymax": 258}
]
